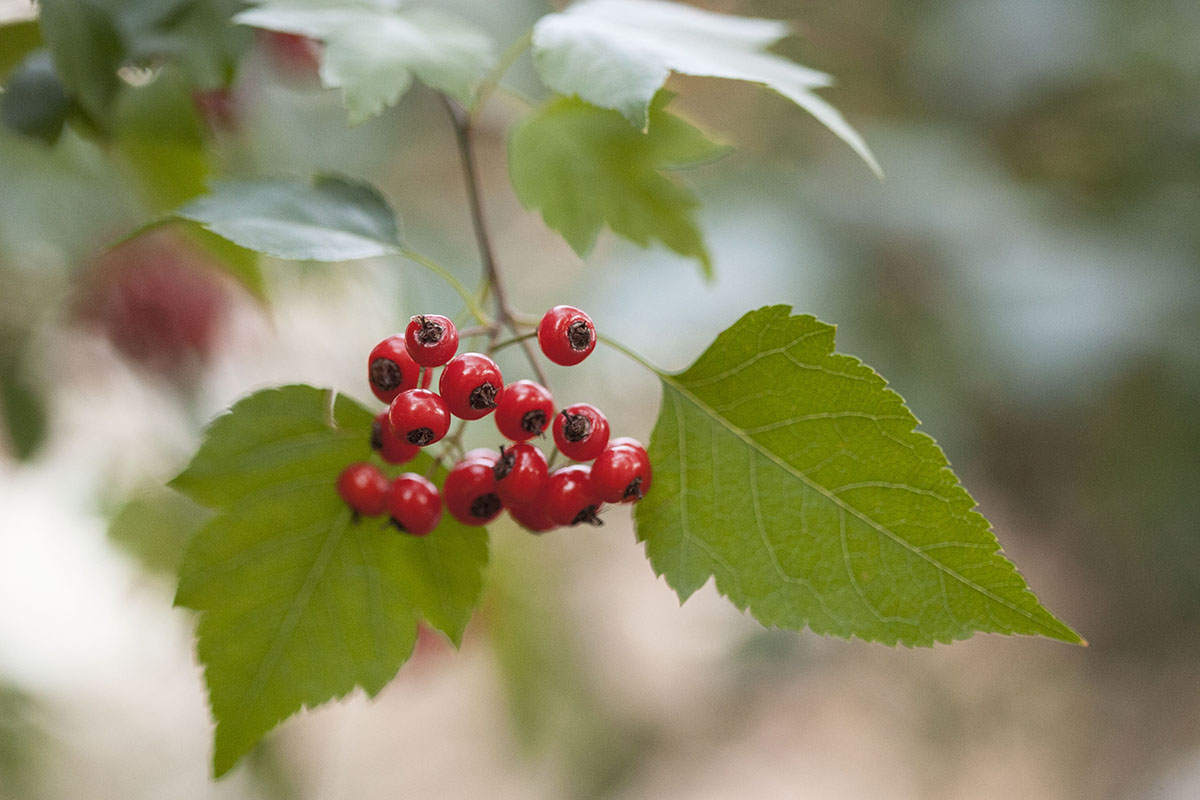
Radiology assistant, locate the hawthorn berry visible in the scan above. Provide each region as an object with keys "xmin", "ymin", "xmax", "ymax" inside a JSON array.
[
  {"xmin": 371, "ymin": 412, "xmax": 420, "ymax": 464},
  {"xmin": 507, "ymin": 499, "xmax": 558, "ymax": 534},
  {"xmin": 368, "ymin": 335, "xmax": 426, "ymax": 404},
  {"xmin": 443, "ymin": 457, "xmax": 503, "ymax": 526},
  {"xmin": 404, "ymin": 314, "xmax": 459, "ymax": 367},
  {"xmin": 552, "ymin": 403, "xmax": 611, "ymax": 462},
  {"xmin": 537, "ymin": 305, "xmax": 596, "ymax": 366},
  {"xmin": 388, "ymin": 473, "xmax": 442, "ymax": 536},
  {"xmin": 492, "ymin": 443, "xmax": 549, "ymax": 505},
  {"xmin": 543, "ymin": 465, "xmax": 603, "ymax": 526},
  {"xmin": 495, "ymin": 380, "xmax": 555, "ymax": 441},
  {"xmin": 591, "ymin": 439, "xmax": 652, "ymax": 503},
  {"xmin": 439, "ymin": 353, "xmax": 503, "ymax": 420},
  {"xmin": 336, "ymin": 462, "xmax": 390, "ymax": 517},
  {"xmin": 388, "ymin": 389, "xmax": 451, "ymax": 446}
]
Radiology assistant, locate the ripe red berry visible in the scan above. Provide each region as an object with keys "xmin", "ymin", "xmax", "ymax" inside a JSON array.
[
  {"xmin": 388, "ymin": 473, "xmax": 442, "ymax": 536},
  {"xmin": 591, "ymin": 439, "xmax": 652, "ymax": 503},
  {"xmin": 537, "ymin": 305, "xmax": 596, "ymax": 366},
  {"xmin": 492, "ymin": 443, "xmax": 549, "ymax": 505},
  {"xmin": 439, "ymin": 353, "xmax": 503, "ymax": 420},
  {"xmin": 336, "ymin": 462, "xmax": 390, "ymax": 517},
  {"xmin": 404, "ymin": 314, "xmax": 459, "ymax": 367},
  {"xmin": 387, "ymin": 389, "xmax": 451, "ymax": 446},
  {"xmin": 552, "ymin": 403, "xmax": 611, "ymax": 462},
  {"xmin": 543, "ymin": 465, "xmax": 603, "ymax": 526},
  {"xmin": 368, "ymin": 335, "xmax": 426, "ymax": 403},
  {"xmin": 495, "ymin": 380, "xmax": 555, "ymax": 441},
  {"xmin": 370, "ymin": 412, "xmax": 420, "ymax": 464},
  {"xmin": 443, "ymin": 458, "xmax": 504, "ymax": 526},
  {"xmin": 507, "ymin": 499, "xmax": 558, "ymax": 534}
]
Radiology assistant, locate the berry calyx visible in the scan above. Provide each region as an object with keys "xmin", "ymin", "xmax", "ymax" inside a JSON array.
[
  {"xmin": 537, "ymin": 305, "xmax": 596, "ymax": 366},
  {"xmin": 368, "ymin": 335, "xmax": 426, "ymax": 403},
  {"xmin": 552, "ymin": 403, "xmax": 611, "ymax": 462},
  {"xmin": 543, "ymin": 465, "xmax": 603, "ymax": 526},
  {"xmin": 443, "ymin": 457, "xmax": 504, "ymax": 526},
  {"xmin": 439, "ymin": 353, "xmax": 503, "ymax": 420},
  {"xmin": 371, "ymin": 412, "xmax": 419, "ymax": 464},
  {"xmin": 591, "ymin": 439, "xmax": 652, "ymax": 503},
  {"xmin": 336, "ymin": 462, "xmax": 390, "ymax": 517},
  {"xmin": 404, "ymin": 314, "xmax": 459, "ymax": 367},
  {"xmin": 492, "ymin": 443, "xmax": 549, "ymax": 505},
  {"xmin": 495, "ymin": 380, "xmax": 555, "ymax": 441},
  {"xmin": 387, "ymin": 473, "xmax": 442, "ymax": 536},
  {"xmin": 387, "ymin": 389, "xmax": 451, "ymax": 446}
]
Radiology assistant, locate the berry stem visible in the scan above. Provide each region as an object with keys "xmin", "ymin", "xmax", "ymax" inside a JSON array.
[
  {"xmin": 398, "ymin": 245, "xmax": 489, "ymax": 325},
  {"xmin": 491, "ymin": 331, "xmax": 538, "ymax": 351}
]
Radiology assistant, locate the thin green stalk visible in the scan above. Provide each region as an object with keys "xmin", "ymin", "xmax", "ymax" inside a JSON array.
[
  {"xmin": 597, "ymin": 332, "xmax": 665, "ymax": 376},
  {"xmin": 491, "ymin": 331, "xmax": 537, "ymax": 351},
  {"xmin": 471, "ymin": 28, "xmax": 534, "ymax": 119},
  {"xmin": 398, "ymin": 245, "xmax": 490, "ymax": 325}
]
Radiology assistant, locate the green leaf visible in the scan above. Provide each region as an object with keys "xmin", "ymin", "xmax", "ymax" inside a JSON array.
[
  {"xmin": 235, "ymin": 0, "xmax": 495, "ymax": 124},
  {"xmin": 175, "ymin": 175, "xmax": 403, "ymax": 261},
  {"xmin": 109, "ymin": 484, "xmax": 212, "ymax": 575},
  {"xmin": 0, "ymin": 20, "xmax": 42, "ymax": 81},
  {"xmin": 635, "ymin": 306, "xmax": 1081, "ymax": 647},
  {"xmin": 174, "ymin": 385, "xmax": 488, "ymax": 776},
  {"xmin": 37, "ymin": 0, "xmax": 124, "ymax": 128},
  {"xmin": 508, "ymin": 92, "xmax": 728, "ymax": 277},
  {"xmin": 110, "ymin": 0, "xmax": 251, "ymax": 90},
  {"xmin": 532, "ymin": 0, "xmax": 881, "ymax": 177}
]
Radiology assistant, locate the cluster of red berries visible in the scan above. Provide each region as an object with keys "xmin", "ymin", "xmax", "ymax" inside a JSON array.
[{"xmin": 336, "ymin": 306, "xmax": 652, "ymax": 536}]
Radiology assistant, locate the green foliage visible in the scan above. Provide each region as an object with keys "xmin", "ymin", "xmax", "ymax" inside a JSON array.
[
  {"xmin": 38, "ymin": 0, "xmax": 124, "ymax": 128},
  {"xmin": 532, "ymin": 0, "xmax": 880, "ymax": 176},
  {"xmin": 173, "ymin": 386, "xmax": 488, "ymax": 775},
  {"xmin": 235, "ymin": 0, "xmax": 496, "ymax": 124},
  {"xmin": 0, "ymin": 20, "xmax": 41, "ymax": 80},
  {"xmin": 635, "ymin": 306, "xmax": 1081, "ymax": 646},
  {"xmin": 109, "ymin": 484, "xmax": 212, "ymax": 575},
  {"xmin": 508, "ymin": 92, "xmax": 729, "ymax": 276},
  {"xmin": 175, "ymin": 175, "xmax": 403, "ymax": 261}
]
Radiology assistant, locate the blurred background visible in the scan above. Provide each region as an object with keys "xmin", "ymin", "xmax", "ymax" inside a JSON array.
[{"xmin": 0, "ymin": 0, "xmax": 1197, "ymax": 797}]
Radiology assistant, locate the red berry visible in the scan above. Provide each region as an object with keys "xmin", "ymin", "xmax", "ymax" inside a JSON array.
[
  {"xmin": 443, "ymin": 458, "xmax": 504, "ymax": 526},
  {"xmin": 552, "ymin": 403, "xmax": 611, "ymax": 462},
  {"xmin": 507, "ymin": 499, "xmax": 558, "ymax": 534},
  {"xmin": 337, "ymin": 462, "xmax": 390, "ymax": 517},
  {"xmin": 368, "ymin": 335, "xmax": 426, "ymax": 403},
  {"xmin": 439, "ymin": 353, "xmax": 503, "ymax": 420},
  {"xmin": 495, "ymin": 380, "xmax": 555, "ymax": 441},
  {"xmin": 537, "ymin": 305, "xmax": 596, "ymax": 366},
  {"xmin": 404, "ymin": 314, "xmax": 459, "ymax": 367},
  {"xmin": 387, "ymin": 389, "xmax": 451, "ymax": 446},
  {"xmin": 388, "ymin": 473, "xmax": 442, "ymax": 536},
  {"xmin": 370, "ymin": 412, "xmax": 419, "ymax": 464},
  {"xmin": 543, "ymin": 465, "xmax": 603, "ymax": 526},
  {"xmin": 591, "ymin": 440, "xmax": 652, "ymax": 503},
  {"xmin": 492, "ymin": 443, "xmax": 548, "ymax": 505}
]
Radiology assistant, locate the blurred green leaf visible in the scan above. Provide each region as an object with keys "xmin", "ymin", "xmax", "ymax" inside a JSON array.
[
  {"xmin": 0, "ymin": 19, "xmax": 42, "ymax": 80},
  {"xmin": 115, "ymin": 69, "xmax": 209, "ymax": 209},
  {"xmin": 110, "ymin": 0, "xmax": 250, "ymax": 90},
  {"xmin": 38, "ymin": 0, "xmax": 124, "ymax": 128},
  {"xmin": 635, "ymin": 305, "xmax": 1081, "ymax": 646},
  {"xmin": 109, "ymin": 483, "xmax": 212, "ymax": 574},
  {"xmin": 509, "ymin": 92, "xmax": 728, "ymax": 277},
  {"xmin": 0, "ymin": 50, "xmax": 71, "ymax": 144},
  {"xmin": 173, "ymin": 385, "xmax": 488, "ymax": 775},
  {"xmin": 235, "ymin": 0, "xmax": 495, "ymax": 124},
  {"xmin": 0, "ymin": 360, "xmax": 47, "ymax": 461},
  {"xmin": 175, "ymin": 175, "xmax": 403, "ymax": 261},
  {"xmin": 532, "ymin": 0, "xmax": 880, "ymax": 176},
  {"xmin": 184, "ymin": 223, "xmax": 267, "ymax": 299}
]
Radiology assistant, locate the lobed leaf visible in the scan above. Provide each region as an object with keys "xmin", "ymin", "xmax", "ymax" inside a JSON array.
[
  {"xmin": 174, "ymin": 386, "xmax": 488, "ymax": 775},
  {"xmin": 635, "ymin": 306, "xmax": 1081, "ymax": 647},
  {"xmin": 532, "ymin": 0, "xmax": 881, "ymax": 176}
]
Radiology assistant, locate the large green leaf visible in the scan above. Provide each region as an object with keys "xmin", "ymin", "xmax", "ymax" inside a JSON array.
[
  {"xmin": 174, "ymin": 385, "xmax": 488, "ymax": 775},
  {"xmin": 37, "ymin": 0, "xmax": 124, "ymax": 127},
  {"xmin": 175, "ymin": 175, "xmax": 403, "ymax": 261},
  {"xmin": 508, "ymin": 92, "xmax": 729, "ymax": 276},
  {"xmin": 235, "ymin": 0, "xmax": 496, "ymax": 124},
  {"xmin": 532, "ymin": 0, "xmax": 881, "ymax": 176},
  {"xmin": 635, "ymin": 306, "xmax": 1081, "ymax": 646},
  {"xmin": 0, "ymin": 20, "xmax": 43, "ymax": 80}
]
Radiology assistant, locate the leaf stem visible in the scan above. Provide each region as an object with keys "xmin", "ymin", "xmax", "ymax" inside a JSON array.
[
  {"xmin": 596, "ymin": 332, "xmax": 665, "ymax": 376},
  {"xmin": 471, "ymin": 28, "xmax": 534, "ymax": 120},
  {"xmin": 397, "ymin": 245, "xmax": 489, "ymax": 325}
]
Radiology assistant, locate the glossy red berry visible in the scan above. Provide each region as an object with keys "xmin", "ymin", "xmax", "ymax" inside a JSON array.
[
  {"xmin": 507, "ymin": 499, "xmax": 558, "ymax": 534},
  {"xmin": 591, "ymin": 439, "xmax": 652, "ymax": 503},
  {"xmin": 337, "ymin": 462, "xmax": 390, "ymax": 517},
  {"xmin": 492, "ymin": 443, "xmax": 548, "ymax": 505},
  {"xmin": 371, "ymin": 412, "xmax": 419, "ymax": 464},
  {"xmin": 443, "ymin": 458, "xmax": 504, "ymax": 526},
  {"xmin": 388, "ymin": 473, "xmax": 442, "ymax": 536},
  {"xmin": 543, "ymin": 465, "xmax": 603, "ymax": 526},
  {"xmin": 404, "ymin": 314, "xmax": 459, "ymax": 367},
  {"xmin": 495, "ymin": 380, "xmax": 555, "ymax": 441},
  {"xmin": 387, "ymin": 389, "xmax": 450, "ymax": 446},
  {"xmin": 537, "ymin": 305, "xmax": 596, "ymax": 366},
  {"xmin": 368, "ymin": 335, "xmax": 426, "ymax": 403},
  {"xmin": 439, "ymin": 353, "xmax": 503, "ymax": 420},
  {"xmin": 552, "ymin": 403, "xmax": 611, "ymax": 462}
]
